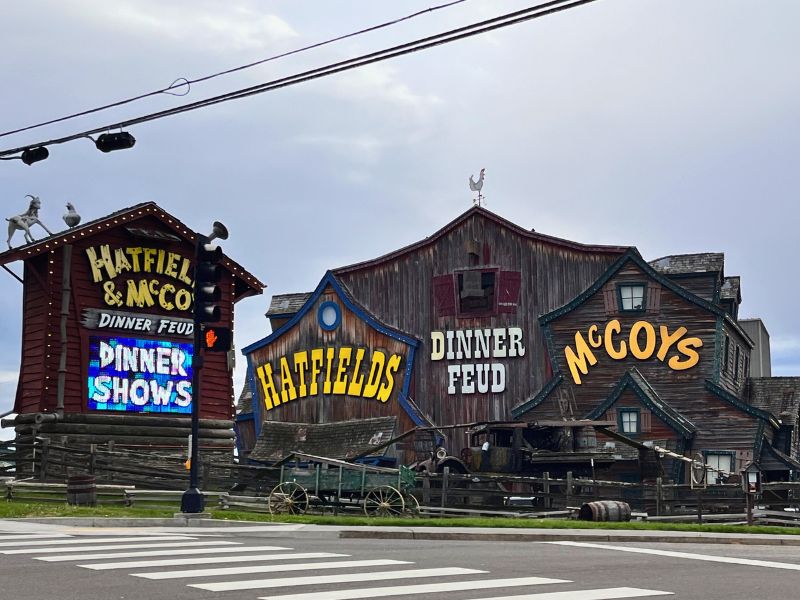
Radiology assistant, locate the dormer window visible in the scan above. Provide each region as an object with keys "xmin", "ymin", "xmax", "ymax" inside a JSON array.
[
  {"xmin": 618, "ymin": 283, "xmax": 646, "ymax": 312},
  {"xmin": 457, "ymin": 269, "xmax": 496, "ymax": 315}
]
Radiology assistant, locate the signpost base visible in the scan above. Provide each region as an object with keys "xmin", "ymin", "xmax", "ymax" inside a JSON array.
[{"xmin": 180, "ymin": 487, "xmax": 205, "ymax": 513}]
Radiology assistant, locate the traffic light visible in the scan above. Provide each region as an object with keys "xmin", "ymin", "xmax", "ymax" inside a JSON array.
[
  {"xmin": 194, "ymin": 235, "xmax": 223, "ymax": 323},
  {"xmin": 203, "ymin": 326, "xmax": 232, "ymax": 352}
]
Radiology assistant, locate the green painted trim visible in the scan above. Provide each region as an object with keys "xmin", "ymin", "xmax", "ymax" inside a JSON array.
[
  {"xmin": 511, "ymin": 374, "xmax": 563, "ymax": 418},
  {"xmin": 673, "ymin": 437, "xmax": 687, "ymax": 482},
  {"xmin": 538, "ymin": 248, "xmax": 754, "ymax": 349},
  {"xmin": 713, "ymin": 317, "xmax": 723, "ymax": 385},
  {"xmin": 616, "ymin": 281, "xmax": 647, "ymax": 313},
  {"xmin": 753, "ymin": 421, "xmax": 766, "ymax": 463},
  {"xmin": 706, "ymin": 380, "xmax": 778, "ymax": 427},
  {"xmin": 585, "ymin": 369, "xmax": 696, "ymax": 437}
]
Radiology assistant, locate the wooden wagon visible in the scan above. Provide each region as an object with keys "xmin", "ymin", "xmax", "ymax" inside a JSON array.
[{"xmin": 267, "ymin": 452, "xmax": 418, "ymax": 516}]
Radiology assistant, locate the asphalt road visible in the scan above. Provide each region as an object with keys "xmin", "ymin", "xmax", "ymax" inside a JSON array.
[{"xmin": 2, "ymin": 523, "xmax": 800, "ymax": 600}]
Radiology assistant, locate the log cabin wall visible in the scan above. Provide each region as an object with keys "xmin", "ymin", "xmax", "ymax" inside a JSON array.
[
  {"xmin": 333, "ymin": 209, "xmax": 625, "ymax": 431},
  {"xmin": 1, "ymin": 203, "xmax": 263, "ymax": 462}
]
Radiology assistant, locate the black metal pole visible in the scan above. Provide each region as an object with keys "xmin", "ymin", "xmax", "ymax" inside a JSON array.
[{"xmin": 181, "ymin": 238, "xmax": 205, "ymax": 514}]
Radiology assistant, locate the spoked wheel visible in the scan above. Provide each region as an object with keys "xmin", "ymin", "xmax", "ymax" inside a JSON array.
[
  {"xmin": 268, "ymin": 482, "xmax": 309, "ymax": 515},
  {"xmin": 363, "ymin": 485, "xmax": 405, "ymax": 517},
  {"xmin": 403, "ymin": 492, "xmax": 420, "ymax": 517}
]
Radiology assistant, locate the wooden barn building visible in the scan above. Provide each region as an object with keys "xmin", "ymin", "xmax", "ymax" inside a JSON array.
[
  {"xmin": 0, "ymin": 202, "xmax": 263, "ymax": 473},
  {"xmin": 239, "ymin": 206, "xmax": 800, "ymax": 484}
]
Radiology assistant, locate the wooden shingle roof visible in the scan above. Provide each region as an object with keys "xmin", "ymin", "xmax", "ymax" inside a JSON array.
[{"xmin": 249, "ymin": 417, "xmax": 398, "ymax": 462}]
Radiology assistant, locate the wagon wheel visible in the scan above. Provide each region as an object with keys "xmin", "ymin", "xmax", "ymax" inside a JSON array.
[
  {"xmin": 403, "ymin": 492, "xmax": 420, "ymax": 517},
  {"xmin": 268, "ymin": 482, "xmax": 309, "ymax": 515},
  {"xmin": 363, "ymin": 485, "xmax": 405, "ymax": 517}
]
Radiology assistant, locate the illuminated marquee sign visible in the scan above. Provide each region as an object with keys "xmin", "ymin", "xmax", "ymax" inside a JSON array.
[
  {"xmin": 87, "ymin": 336, "xmax": 193, "ymax": 413},
  {"xmin": 430, "ymin": 327, "xmax": 525, "ymax": 394},
  {"xmin": 564, "ymin": 319, "xmax": 703, "ymax": 385},
  {"xmin": 85, "ymin": 244, "xmax": 194, "ymax": 312},
  {"xmin": 254, "ymin": 346, "xmax": 403, "ymax": 412}
]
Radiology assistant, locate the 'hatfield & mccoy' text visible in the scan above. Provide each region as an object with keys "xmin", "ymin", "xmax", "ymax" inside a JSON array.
[{"xmin": 86, "ymin": 244, "xmax": 194, "ymax": 312}]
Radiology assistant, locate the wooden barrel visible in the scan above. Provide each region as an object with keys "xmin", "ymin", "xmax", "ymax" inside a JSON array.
[
  {"xmin": 67, "ymin": 474, "xmax": 96, "ymax": 507},
  {"xmin": 578, "ymin": 500, "xmax": 631, "ymax": 522},
  {"xmin": 575, "ymin": 426, "xmax": 597, "ymax": 450}
]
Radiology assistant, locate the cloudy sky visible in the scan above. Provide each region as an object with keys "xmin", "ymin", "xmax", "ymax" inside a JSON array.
[{"xmin": 1, "ymin": 0, "xmax": 798, "ymax": 429}]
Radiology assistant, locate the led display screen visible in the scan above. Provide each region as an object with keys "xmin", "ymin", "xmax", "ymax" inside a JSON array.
[{"xmin": 87, "ymin": 336, "xmax": 193, "ymax": 413}]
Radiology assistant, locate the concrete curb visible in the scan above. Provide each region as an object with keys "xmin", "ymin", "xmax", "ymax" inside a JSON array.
[
  {"xmin": 10, "ymin": 517, "xmax": 274, "ymax": 528},
  {"xmin": 338, "ymin": 528, "xmax": 800, "ymax": 546}
]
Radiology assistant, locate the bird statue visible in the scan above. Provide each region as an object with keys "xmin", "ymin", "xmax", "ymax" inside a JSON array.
[
  {"xmin": 469, "ymin": 168, "xmax": 486, "ymax": 206},
  {"xmin": 63, "ymin": 203, "xmax": 81, "ymax": 228}
]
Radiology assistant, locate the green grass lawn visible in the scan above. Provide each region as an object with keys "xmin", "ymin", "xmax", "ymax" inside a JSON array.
[{"xmin": 1, "ymin": 500, "xmax": 799, "ymax": 536}]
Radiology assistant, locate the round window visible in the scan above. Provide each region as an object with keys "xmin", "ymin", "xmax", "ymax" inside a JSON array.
[{"xmin": 318, "ymin": 301, "xmax": 341, "ymax": 331}]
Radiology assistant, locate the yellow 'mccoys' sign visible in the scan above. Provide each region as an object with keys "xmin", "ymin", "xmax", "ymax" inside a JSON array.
[{"xmin": 564, "ymin": 319, "xmax": 703, "ymax": 385}]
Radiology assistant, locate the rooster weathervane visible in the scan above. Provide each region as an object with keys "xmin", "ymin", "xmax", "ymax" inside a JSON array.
[{"xmin": 469, "ymin": 168, "xmax": 486, "ymax": 206}]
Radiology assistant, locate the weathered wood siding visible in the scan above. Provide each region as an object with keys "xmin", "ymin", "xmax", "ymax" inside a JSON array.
[
  {"xmin": 14, "ymin": 214, "xmax": 236, "ymax": 421},
  {"xmin": 249, "ymin": 285, "xmax": 416, "ymax": 436},
  {"xmin": 335, "ymin": 212, "xmax": 622, "ymax": 429},
  {"xmin": 530, "ymin": 259, "xmax": 762, "ymax": 460}
]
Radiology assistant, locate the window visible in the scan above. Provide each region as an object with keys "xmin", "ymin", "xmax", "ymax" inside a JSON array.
[
  {"xmin": 618, "ymin": 284, "xmax": 646, "ymax": 312},
  {"xmin": 734, "ymin": 345, "xmax": 740, "ymax": 383},
  {"xmin": 704, "ymin": 451, "xmax": 735, "ymax": 484},
  {"xmin": 744, "ymin": 355, "xmax": 750, "ymax": 379},
  {"xmin": 618, "ymin": 409, "xmax": 640, "ymax": 434},
  {"xmin": 457, "ymin": 269, "xmax": 496, "ymax": 315}
]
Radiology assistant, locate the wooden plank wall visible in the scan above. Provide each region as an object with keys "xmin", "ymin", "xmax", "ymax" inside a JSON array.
[
  {"xmin": 15, "ymin": 215, "xmax": 236, "ymax": 421},
  {"xmin": 335, "ymin": 214, "xmax": 621, "ymax": 432}
]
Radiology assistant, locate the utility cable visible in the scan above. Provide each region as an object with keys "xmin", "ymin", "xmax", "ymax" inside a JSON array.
[
  {"xmin": 0, "ymin": 0, "xmax": 468, "ymax": 140},
  {"xmin": 0, "ymin": 0, "xmax": 600, "ymax": 159}
]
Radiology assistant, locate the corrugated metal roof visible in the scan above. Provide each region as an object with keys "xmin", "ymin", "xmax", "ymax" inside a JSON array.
[
  {"xmin": 648, "ymin": 252, "xmax": 724, "ymax": 275},
  {"xmin": 249, "ymin": 417, "xmax": 398, "ymax": 462}
]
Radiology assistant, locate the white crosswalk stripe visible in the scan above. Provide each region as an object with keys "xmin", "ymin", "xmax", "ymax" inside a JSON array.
[
  {"xmin": 473, "ymin": 590, "xmax": 673, "ymax": 600},
  {"xmin": 0, "ymin": 534, "xmax": 72, "ymax": 541},
  {"xmin": 36, "ymin": 544, "xmax": 291, "ymax": 562},
  {"xmin": 256, "ymin": 576, "xmax": 572, "ymax": 600},
  {"xmin": 81, "ymin": 552, "xmax": 348, "ymax": 570},
  {"xmin": 0, "ymin": 535, "xmax": 193, "ymax": 548},
  {"xmin": 190, "ymin": 567, "xmax": 485, "ymax": 592},
  {"xmin": 2, "ymin": 540, "xmax": 238, "ymax": 555},
  {"xmin": 0, "ymin": 532, "xmax": 674, "ymax": 600},
  {"xmin": 133, "ymin": 558, "xmax": 411, "ymax": 579}
]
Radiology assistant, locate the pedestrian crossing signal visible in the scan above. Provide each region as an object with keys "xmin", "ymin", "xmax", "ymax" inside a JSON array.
[{"xmin": 203, "ymin": 326, "xmax": 231, "ymax": 352}]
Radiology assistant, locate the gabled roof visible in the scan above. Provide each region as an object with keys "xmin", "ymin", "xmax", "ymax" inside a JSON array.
[
  {"xmin": 249, "ymin": 417, "xmax": 398, "ymax": 462},
  {"xmin": 539, "ymin": 248, "xmax": 754, "ymax": 347},
  {"xmin": 0, "ymin": 201, "xmax": 264, "ymax": 299},
  {"xmin": 748, "ymin": 377, "xmax": 800, "ymax": 423},
  {"xmin": 334, "ymin": 206, "xmax": 628, "ymax": 275},
  {"xmin": 649, "ymin": 252, "xmax": 724, "ymax": 276},
  {"xmin": 705, "ymin": 379, "xmax": 779, "ymax": 428},
  {"xmin": 266, "ymin": 293, "xmax": 312, "ymax": 317},
  {"xmin": 511, "ymin": 374, "xmax": 563, "ymax": 418},
  {"xmin": 242, "ymin": 271, "xmax": 420, "ymax": 355},
  {"xmin": 585, "ymin": 368, "xmax": 697, "ymax": 437},
  {"xmin": 760, "ymin": 441, "xmax": 800, "ymax": 472},
  {"xmin": 242, "ymin": 271, "xmax": 427, "ymax": 427}
]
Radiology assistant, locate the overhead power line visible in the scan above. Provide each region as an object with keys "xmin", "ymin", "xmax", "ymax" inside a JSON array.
[
  {"xmin": 0, "ymin": 0, "xmax": 600, "ymax": 160},
  {"xmin": 0, "ymin": 0, "xmax": 469, "ymax": 140}
]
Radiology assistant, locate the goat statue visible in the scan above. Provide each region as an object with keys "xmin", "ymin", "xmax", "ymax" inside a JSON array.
[{"xmin": 7, "ymin": 195, "xmax": 53, "ymax": 249}]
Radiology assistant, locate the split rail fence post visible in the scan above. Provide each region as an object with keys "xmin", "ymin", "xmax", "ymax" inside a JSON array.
[
  {"xmin": 89, "ymin": 444, "xmax": 97, "ymax": 475},
  {"xmin": 422, "ymin": 475, "xmax": 430, "ymax": 506},
  {"xmin": 39, "ymin": 438, "xmax": 49, "ymax": 482},
  {"xmin": 656, "ymin": 477, "xmax": 662, "ymax": 516},
  {"xmin": 566, "ymin": 471, "xmax": 574, "ymax": 509},
  {"xmin": 543, "ymin": 472, "xmax": 551, "ymax": 509},
  {"xmin": 441, "ymin": 466, "xmax": 450, "ymax": 508}
]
